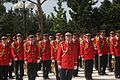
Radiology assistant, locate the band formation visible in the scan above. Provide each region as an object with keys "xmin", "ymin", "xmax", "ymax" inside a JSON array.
[{"xmin": 0, "ymin": 30, "xmax": 120, "ymax": 80}]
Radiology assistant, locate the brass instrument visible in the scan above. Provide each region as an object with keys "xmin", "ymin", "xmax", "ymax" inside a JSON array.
[
  {"xmin": 0, "ymin": 49, "xmax": 5, "ymax": 57},
  {"xmin": 111, "ymin": 56, "xmax": 115, "ymax": 71},
  {"xmin": 51, "ymin": 62, "xmax": 56, "ymax": 75}
]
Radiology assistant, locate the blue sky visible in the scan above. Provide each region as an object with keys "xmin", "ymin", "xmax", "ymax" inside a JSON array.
[{"xmin": 3, "ymin": 0, "xmax": 111, "ymax": 20}]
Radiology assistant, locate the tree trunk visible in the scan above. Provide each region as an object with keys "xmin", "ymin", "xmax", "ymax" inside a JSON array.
[{"xmin": 37, "ymin": 0, "xmax": 43, "ymax": 35}]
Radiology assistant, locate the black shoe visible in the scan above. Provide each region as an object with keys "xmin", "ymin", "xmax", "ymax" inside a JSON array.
[
  {"xmin": 103, "ymin": 73, "xmax": 108, "ymax": 75},
  {"xmin": 98, "ymin": 73, "xmax": 104, "ymax": 75},
  {"xmin": 95, "ymin": 68, "xmax": 98, "ymax": 70},
  {"xmin": 44, "ymin": 77, "xmax": 50, "ymax": 79},
  {"xmin": 115, "ymin": 75, "xmax": 120, "ymax": 79},
  {"xmin": 9, "ymin": 76, "xmax": 14, "ymax": 79},
  {"xmin": 47, "ymin": 77, "xmax": 50, "ymax": 79}
]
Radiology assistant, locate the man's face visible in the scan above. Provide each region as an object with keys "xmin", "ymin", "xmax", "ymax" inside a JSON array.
[
  {"xmin": 86, "ymin": 35, "xmax": 91, "ymax": 40},
  {"xmin": 101, "ymin": 32, "xmax": 105, "ymax": 36},
  {"xmin": 29, "ymin": 37, "xmax": 34, "ymax": 42},
  {"xmin": 110, "ymin": 33, "xmax": 114, "ymax": 37},
  {"xmin": 2, "ymin": 39, "xmax": 8, "ymax": 44},
  {"xmin": 17, "ymin": 36, "xmax": 22, "ymax": 41},
  {"xmin": 43, "ymin": 36, "xmax": 49, "ymax": 40},
  {"xmin": 56, "ymin": 35, "xmax": 61, "ymax": 40},
  {"xmin": 65, "ymin": 35, "xmax": 72, "ymax": 41}
]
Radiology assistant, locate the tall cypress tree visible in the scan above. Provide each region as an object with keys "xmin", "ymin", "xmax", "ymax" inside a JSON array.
[{"xmin": 51, "ymin": 0, "xmax": 67, "ymax": 33}]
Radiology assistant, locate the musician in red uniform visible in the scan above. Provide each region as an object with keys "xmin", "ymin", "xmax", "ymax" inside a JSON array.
[
  {"xmin": 72, "ymin": 33, "xmax": 80, "ymax": 77},
  {"xmin": 24, "ymin": 35, "xmax": 40, "ymax": 80},
  {"xmin": 0, "ymin": 36, "xmax": 12, "ymax": 80},
  {"xmin": 92, "ymin": 31, "xmax": 100, "ymax": 70},
  {"xmin": 80, "ymin": 33, "xmax": 95, "ymax": 80},
  {"xmin": 39, "ymin": 34, "xmax": 51, "ymax": 79},
  {"xmin": 57, "ymin": 32, "xmax": 77, "ymax": 80},
  {"xmin": 12, "ymin": 33, "xmax": 24, "ymax": 80},
  {"xmin": 51, "ymin": 33, "xmax": 61, "ymax": 80},
  {"xmin": 111, "ymin": 30, "xmax": 120, "ymax": 79},
  {"xmin": 107, "ymin": 31, "xmax": 115, "ymax": 72},
  {"xmin": 96, "ymin": 30, "xmax": 109, "ymax": 75}
]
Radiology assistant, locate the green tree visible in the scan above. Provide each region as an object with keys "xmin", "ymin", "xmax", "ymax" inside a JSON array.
[
  {"xmin": 99, "ymin": 0, "xmax": 112, "ymax": 30},
  {"xmin": 50, "ymin": 0, "xmax": 67, "ymax": 33},
  {"xmin": 66, "ymin": 0, "xmax": 98, "ymax": 33}
]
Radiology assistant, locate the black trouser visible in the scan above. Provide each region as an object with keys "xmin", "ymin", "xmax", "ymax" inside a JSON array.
[
  {"xmin": 98, "ymin": 55, "xmax": 108, "ymax": 74},
  {"xmin": 14, "ymin": 60, "xmax": 24, "ymax": 80},
  {"xmin": 54, "ymin": 61, "xmax": 60, "ymax": 80},
  {"xmin": 37, "ymin": 60, "xmax": 42, "ymax": 71},
  {"xmin": 0, "ymin": 66, "xmax": 9, "ymax": 80},
  {"xmin": 8, "ymin": 59, "xmax": 14, "ymax": 78},
  {"xmin": 115, "ymin": 57, "xmax": 120, "ymax": 77},
  {"xmin": 84, "ymin": 59, "xmax": 93, "ymax": 80},
  {"xmin": 79, "ymin": 58, "xmax": 82, "ymax": 68},
  {"xmin": 94, "ymin": 54, "xmax": 98, "ymax": 70},
  {"xmin": 60, "ymin": 68, "xmax": 73, "ymax": 80},
  {"xmin": 27, "ymin": 62, "xmax": 37, "ymax": 80},
  {"xmin": 108, "ymin": 54, "xmax": 112, "ymax": 71},
  {"xmin": 73, "ymin": 59, "xmax": 79, "ymax": 76},
  {"xmin": 42, "ymin": 60, "xmax": 51, "ymax": 79}
]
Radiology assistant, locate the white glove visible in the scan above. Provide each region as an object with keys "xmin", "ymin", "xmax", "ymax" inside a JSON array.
[
  {"xmin": 37, "ymin": 59, "xmax": 40, "ymax": 63},
  {"xmin": 74, "ymin": 66, "xmax": 77, "ymax": 70},
  {"xmin": 82, "ymin": 58, "xmax": 84, "ymax": 60},
  {"xmin": 25, "ymin": 61, "xmax": 27, "ymax": 64},
  {"xmin": 14, "ymin": 58, "xmax": 18, "ymax": 61},
  {"xmin": 112, "ymin": 56, "xmax": 115, "ymax": 58},
  {"xmin": 99, "ymin": 54, "xmax": 102, "ymax": 56},
  {"xmin": 52, "ymin": 60, "xmax": 55, "ymax": 63},
  {"xmin": 58, "ymin": 65, "xmax": 61, "ymax": 69},
  {"xmin": 9, "ymin": 62, "xmax": 12, "ymax": 66}
]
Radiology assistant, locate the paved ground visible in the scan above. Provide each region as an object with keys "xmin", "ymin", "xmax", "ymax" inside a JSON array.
[{"xmin": 9, "ymin": 68, "xmax": 118, "ymax": 80}]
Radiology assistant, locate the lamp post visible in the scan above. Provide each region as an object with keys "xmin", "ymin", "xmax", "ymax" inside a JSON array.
[{"xmin": 13, "ymin": 0, "xmax": 34, "ymax": 37}]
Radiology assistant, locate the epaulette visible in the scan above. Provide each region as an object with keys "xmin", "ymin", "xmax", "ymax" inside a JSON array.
[
  {"xmin": 24, "ymin": 42, "xmax": 27, "ymax": 47},
  {"xmin": 39, "ymin": 41, "xmax": 42, "ymax": 45},
  {"xmin": 91, "ymin": 38, "xmax": 94, "ymax": 41},
  {"xmin": 80, "ymin": 39, "xmax": 84, "ymax": 45},
  {"xmin": 96, "ymin": 37, "xmax": 99, "ymax": 41},
  {"xmin": 50, "ymin": 40, "xmax": 54, "ymax": 45}
]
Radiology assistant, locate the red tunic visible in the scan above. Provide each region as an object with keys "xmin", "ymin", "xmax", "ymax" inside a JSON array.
[
  {"xmin": 92, "ymin": 36, "xmax": 99, "ymax": 54},
  {"xmin": 0, "ymin": 43, "xmax": 12, "ymax": 66},
  {"xmin": 112, "ymin": 36, "xmax": 120, "ymax": 56},
  {"xmin": 57, "ymin": 41, "xmax": 77, "ymax": 69},
  {"xmin": 71, "ymin": 39, "xmax": 80, "ymax": 58},
  {"xmin": 24, "ymin": 41, "xmax": 40, "ymax": 63},
  {"xmin": 12, "ymin": 41, "xmax": 24, "ymax": 60},
  {"xmin": 109, "ymin": 36, "xmax": 115, "ymax": 56},
  {"xmin": 96, "ymin": 36, "xmax": 109, "ymax": 55},
  {"xmin": 51, "ymin": 40, "xmax": 60, "ymax": 61},
  {"xmin": 39, "ymin": 40, "xmax": 51, "ymax": 61},
  {"xmin": 80, "ymin": 39, "xmax": 95, "ymax": 60}
]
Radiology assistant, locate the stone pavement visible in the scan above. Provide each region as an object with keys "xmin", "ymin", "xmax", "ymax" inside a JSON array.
[{"xmin": 9, "ymin": 68, "xmax": 119, "ymax": 80}]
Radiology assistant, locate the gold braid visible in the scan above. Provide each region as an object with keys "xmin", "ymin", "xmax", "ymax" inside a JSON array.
[
  {"xmin": 39, "ymin": 41, "xmax": 45, "ymax": 53},
  {"xmin": 61, "ymin": 42, "xmax": 68, "ymax": 57},
  {"xmin": 51, "ymin": 41, "xmax": 58, "ymax": 53}
]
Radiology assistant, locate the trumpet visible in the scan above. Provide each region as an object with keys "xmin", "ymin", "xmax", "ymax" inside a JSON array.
[
  {"xmin": 51, "ymin": 61, "xmax": 56, "ymax": 75},
  {"xmin": 111, "ymin": 56, "xmax": 115, "ymax": 71}
]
